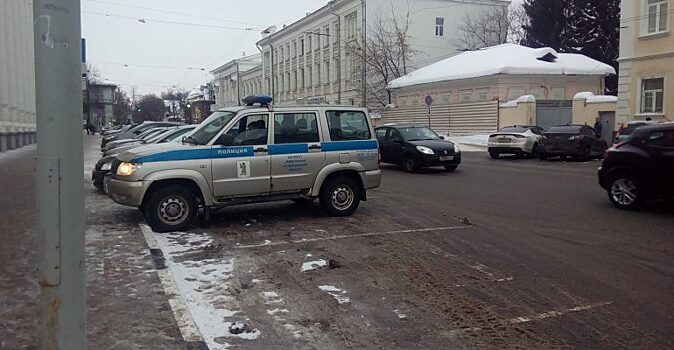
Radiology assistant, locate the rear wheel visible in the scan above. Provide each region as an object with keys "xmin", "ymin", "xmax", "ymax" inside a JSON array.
[
  {"xmin": 145, "ymin": 185, "xmax": 198, "ymax": 232},
  {"xmin": 608, "ymin": 174, "xmax": 642, "ymax": 210},
  {"xmin": 320, "ymin": 176, "xmax": 361, "ymax": 216},
  {"xmin": 444, "ymin": 165, "xmax": 458, "ymax": 172},
  {"xmin": 580, "ymin": 146, "xmax": 591, "ymax": 161},
  {"xmin": 488, "ymin": 150, "xmax": 499, "ymax": 159},
  {"xmin": 402, "ymin": 157, "xmax": 417, "ymax": 172},
  {"xmin": 538, "ymin": 152, "xmax": 548, "ymax": 160},
  {"xmin": 529, "ymin": 144, "xmax": 539, "ymax": 158}
]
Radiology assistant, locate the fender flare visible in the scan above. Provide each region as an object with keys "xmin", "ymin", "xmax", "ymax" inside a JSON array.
[
  {"xmin": 142, "ymin": 169, "xmax": 214, "ymax": 206},
  {"xmin": 310, "ymin": 162, "xmax": 366, "ymax": 197}
]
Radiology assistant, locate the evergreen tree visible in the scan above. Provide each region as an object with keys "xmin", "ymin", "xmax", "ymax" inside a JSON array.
[{"xmin": 522, "ymin": 0, "xmax": 620, "ymax": 94}]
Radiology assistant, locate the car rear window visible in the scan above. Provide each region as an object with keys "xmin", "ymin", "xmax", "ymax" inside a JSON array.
[
  {"xmin": 499, "ymin": 126, "xmax": 529, "ymax": 133},
  {"xmin": 547, "ymin": 126, "xmax": 581, "ymax": 133},
  {"xmin": 326, "ymin": 110, "xmax": 371, "ymax": 141}
]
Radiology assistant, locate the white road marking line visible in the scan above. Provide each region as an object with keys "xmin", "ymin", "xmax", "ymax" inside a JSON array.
[
  {"xmin": 429, "ymin": 246, "xmax": 514, "ymax": 283},
  {"xmin": 235, "ymin": 226, "xmax": 471, "ymax": 249},
  {"xmin": 139, "ymin": 224, "xmax": 205, "ymax": 343},
  {"xmin": 508, "ymin": 301, "xmax": 613, "ymax": 324},
  {"xmin": 446, "ymin": 301, "xmax": 613, "ymax": 336}
]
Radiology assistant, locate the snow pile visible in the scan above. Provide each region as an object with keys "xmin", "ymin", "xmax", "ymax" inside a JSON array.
[
  {"xmin": 573, "ymin": 91, "xmax": 618, "ymax": 103},
  {"xmin": 155, "ymin": 232, "xmax": 260, "ymax": 349},
  {"xmin": 318, "ymin": 285, "xmax": 350, "ymax": 304},
  {"xmin": 447, "ymin": 134, "xmax": 489, "ymax": 150},
  {"xmin": 500, "ymin": 95, "xmax": 535, "ymax": 108},
  {"xmin": 301, "ymin": 259, "xmax": 327, "ymax": 272},
  {"xmin": 388, "ymin": 44, "xmax": 616, "ymax": 89}
]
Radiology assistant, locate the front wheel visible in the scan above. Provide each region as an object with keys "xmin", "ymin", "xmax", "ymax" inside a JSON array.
[
  {"xmin": 608, "ymin": 174, "xmax": 642, "ymax": 210},
  {"xmin": 402, "ymin": 157, "xmax": 417, "ymax": 172},
  {"xmin": 145, "ymin": 185, "xmax": 198, "ymax": 232},
  {"xmin": 320, "ymin": 177, "xmax": 361, "ymax": 217},
  {"xmin": 538, "ymin": 152, "xmax": 548, "ymax": 160},
  {"xmin": 529, "ymin": 144, "xmax": 539, "ymax": 158}
]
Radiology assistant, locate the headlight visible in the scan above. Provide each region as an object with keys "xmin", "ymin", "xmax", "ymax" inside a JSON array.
[
  {"xmin": 101, "ymin": 162, "xmax": 112, "ymax": 171},
  {"xmin": 454, "ymin": 144, "xmax": 461, "ymax": 153},
  {"xmin": 116, "ymin": 162, "xmax": 142, "ymax": 176},
  {"xmin": 416, "ymin": 146, "xmax": 434, "ymax": 155}
]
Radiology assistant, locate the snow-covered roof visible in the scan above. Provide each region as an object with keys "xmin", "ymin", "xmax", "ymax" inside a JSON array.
[
  {"xmin": 387, "ymin": 44, "xmax": 616, "ymax": 89},
  {"xmin": 573, "ymin": 92, "xmax": 618, "ymax": 103},
  {"xmin": 500, "ymin": 95, "xmax": 535, "ymax": 107}
]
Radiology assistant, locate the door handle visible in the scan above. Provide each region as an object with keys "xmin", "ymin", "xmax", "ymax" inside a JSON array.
[
  {"xmin": 308, "ymin": 144, "xmax": 321, "ymax": 150},
  {"xmin": 254, "ymin": 147, "xmax": 267, "ymax": 153}
]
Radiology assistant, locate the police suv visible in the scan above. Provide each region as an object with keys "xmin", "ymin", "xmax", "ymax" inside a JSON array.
[{"xmin": 107, "ymin": 96, "xmax": 381, "ymax": 232}]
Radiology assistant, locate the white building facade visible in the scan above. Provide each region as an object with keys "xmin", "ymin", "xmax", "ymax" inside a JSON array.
[
  {"xmin": 0, "ymin": 0, "xmax": 37, "ymax": 152},
  {"xmin": 211, "ymin": 54, "xmax": 263, "ymax": 108},
  {"xmin": 246, "ymin": 0, "xmax": 510, "ymax": 108}
]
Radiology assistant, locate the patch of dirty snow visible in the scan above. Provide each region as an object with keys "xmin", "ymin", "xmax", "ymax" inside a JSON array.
[
  {"xmin": 155, "ymin": 232, "xmax": 260, "ymax": 349},
  {"xmin": 393, "ymin": 309, "xmax": 408, "ymax": 319},
  {"xmin": 266, "ymin": 308, "xmax": 289, "ymax": 315},
  {"xmin": 318, "ymin": 285, "xmax": 350, "ymax": 304},
  {"xmin": 301, "ymin": 259, "xmax": 327, "ymax": 272},
  {"xmin": 262, "ymin": 291, "xmax": 284, "ymax": 304}
]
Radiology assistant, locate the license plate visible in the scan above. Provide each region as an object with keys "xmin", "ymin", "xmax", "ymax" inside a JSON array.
[
  {"xmin": 439, "ymin": 156, "xmax": 454, "ymax": 161},
  {"xmin": 499, "ymin": 138, "xmax": 511, "ymax": 143}
]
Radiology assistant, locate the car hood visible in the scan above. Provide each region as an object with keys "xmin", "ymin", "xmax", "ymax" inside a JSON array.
[
  {"xmin": 116, "ymin": 142, "xmax": 198, "ymax": 162},
  {"xmin": 407, "ymin": 139, "xmax": 456, "ymax": 150}
]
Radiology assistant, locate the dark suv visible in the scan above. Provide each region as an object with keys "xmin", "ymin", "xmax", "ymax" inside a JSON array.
[
  {"xmin": 598, "ymin": 123, "xmax": 674, "ymax": 209},
  {"xmin": 539, "ymin": 124, "xmax": 607, "ymax": 161}
]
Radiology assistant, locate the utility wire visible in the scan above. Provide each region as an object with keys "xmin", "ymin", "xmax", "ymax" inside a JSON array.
[
  {"xmin": 82, "ymin": 10, "xmax": 259, "ymax": 30},
  {"xmin": 84, "ymin": 0, "xmax": 265, "ymax": 27},
  {"xmin": 93, "ymin": 60, "xmax": 207, "ymax": 71}
]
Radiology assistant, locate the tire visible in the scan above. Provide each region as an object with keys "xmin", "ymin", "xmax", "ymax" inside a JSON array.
[
  {"xmin": 144, "ymin": 184, "xmax": 198, "ymax": 233},
  {"xmin": 444, "ymin": 165, "xmax": 458, "ymax": 172},
  {"xmin": 580, "ymin": 146, "xmax": 591, "ymax": 161},
  {"xmin": 608, "ymin": 174, "xmax": 642, "ymax": 210},
  {"xmin": 529, "ymin": 144, "xmax": 539, "ymax": 158},
  {"xmin": 320, "ymin": 176, "xmax": 361, "ymax": 217},
  {"xmin": 489, "ymin": 151, "xmax": 499, "ymax": 159},
  {"xmin": 538, "ymin": 153, "xmax": 548, "ymax": 160},
  {"xmin": 402, "ymin": 157, "xmax": 417, "ymax": 172}
]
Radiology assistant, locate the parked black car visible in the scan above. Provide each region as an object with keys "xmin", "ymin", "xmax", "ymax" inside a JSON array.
[
  {"xmin": 538, "ymin": 124, "xmax": 607, "ymax": 161},
  {"xmin": 598, "ymin": 122, "xmax": 674, "ymax": 209},
  {"xmin": 100, "ymin": 121, "xmax": 181, "ymax": 149},
  {"xmin": 375, "ymin": 124, "xmax": 461, "ymax": 172}
]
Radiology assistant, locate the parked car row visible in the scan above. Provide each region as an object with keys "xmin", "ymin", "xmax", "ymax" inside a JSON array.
[{"xmin": 96, "ymin": 96, "xmax": 382, "ymax": 232}]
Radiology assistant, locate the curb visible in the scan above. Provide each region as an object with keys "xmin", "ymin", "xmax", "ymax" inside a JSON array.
[{"xmin": 138, "ymin": 223, "xmax": 209, "ymax": 350}]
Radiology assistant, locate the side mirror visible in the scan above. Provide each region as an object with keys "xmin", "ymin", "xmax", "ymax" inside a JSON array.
[
  {"xmin": 439, "ymin": 135, "xmax": 445, "ymax": 140},
  {"xmin": 392, "ymin": 138, "xmax": 404, "ymax": 144}
]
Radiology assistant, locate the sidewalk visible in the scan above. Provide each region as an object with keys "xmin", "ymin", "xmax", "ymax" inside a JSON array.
[{"xmin": 0, "ymin": 135, "xmax": 187, "ymax": 349}]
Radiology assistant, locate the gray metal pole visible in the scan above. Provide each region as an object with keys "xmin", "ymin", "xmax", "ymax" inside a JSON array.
[
  {"xmin": 360, "ymin": 0, "xmax": 366, "ymax": 108},
  {"xmin": 33, "ymin": 0, "xmax": 86, "ymax": 348},
  {"xmin": 329, "ymin": 3, "xmax": 341, "ymax": 104},
  {"xmin": 235, "ymin": 59, "xmax": 241, "ymax": 105}
]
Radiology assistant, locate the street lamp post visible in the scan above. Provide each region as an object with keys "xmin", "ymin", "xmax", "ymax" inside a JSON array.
[{"xmin": 360, "ymin": 0, "xmax": 366, "ymax": 108}]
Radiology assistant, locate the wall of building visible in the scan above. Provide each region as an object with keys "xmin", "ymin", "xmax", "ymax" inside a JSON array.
[
  {"xmin": 0, "ymin": 0, "xmax": 37, "ymax": 152},
  {"xmin": 391, "ymin": 75, "xmax": 604, "ymax": 109},
  {"xmin": 617, "ymin": 0, "xmax": 674, "ymax": 123},
  {"xmin": 499, "ymin": 100, "xmax": 536, "ymax": 127},
  {"xmin": 572, "ymin": 101, "xmax": 617, "ymax": 127},
  {"xmin": 255, "ymin": 0, "xmax": 510, "ymax": 108}
]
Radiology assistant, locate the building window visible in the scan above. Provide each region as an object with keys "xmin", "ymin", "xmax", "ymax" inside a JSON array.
[
  {"xmin": 292, "ymin": 41, "xmax": 297, "ymax": 58},
  {"xmin": 334, "ymin": 22, "xmax": 340, "ymax": 43},
  {"xmin": 647, "ymin": 0, "xmax": 669, "ymax": 34},
  {"xmin": 507, "ymin": 87, "xmax": 525, "ymax": 101},
  {"xmin": 641, "ymin": 77, "xmax": 664, "ymax": 113},
  {"xmin": 300, "ymin": 38, "xmax": 305, "ymax": 55},
  {"xmin": 476, "ymin": 88, "xmax": 490, "ymax": 101},
  {"xmin": 324, "ymin": 26, "xmax": 330, "ymax": 47},
  {"xmin": 435, "ymin": 17, "xmax": 444, "ymax": 36},
  {"xmin": 307, "ymin": 65, "xmax": 313, "ymax": 88},
  {"xmin": 299, "ymin": 68, "xmax": 305, "ymax": 89},
  {"xmin": 325, "ymin": 60, "xmax": 331, "ymax": 84},
  {"xmin": 459, "ymin": 89, "xmax": 473, "ymax": 103},
  {"xmin": 550, "ymin": 87, "xmax": 565, "ymax": 100},
  {"xmin": 529, "ymin": 87, "xmax": 546, "ymax": 100}
]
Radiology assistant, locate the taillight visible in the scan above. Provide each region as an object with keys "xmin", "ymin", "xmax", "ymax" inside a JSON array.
[
  {"xmin": 489, "ymin": 134, "xmax": 498, "ymax": 138},
  {"xmin": 569, "ymin": 135, "xmax": 584, "ymax": 141}
]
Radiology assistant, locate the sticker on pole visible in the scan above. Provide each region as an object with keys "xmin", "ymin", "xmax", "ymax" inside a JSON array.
[
  {"xmin": 237, "ymin": 160, "xmax": 250, "ymax": 178},
  {"xmin": 425, "ymin": 95, "xmax": 433, "ymax": 107}
]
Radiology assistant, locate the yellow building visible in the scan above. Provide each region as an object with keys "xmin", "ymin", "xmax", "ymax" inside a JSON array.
[{"xmin": 618, "ymin": 0, "xmax": 674, "ymax": 123}]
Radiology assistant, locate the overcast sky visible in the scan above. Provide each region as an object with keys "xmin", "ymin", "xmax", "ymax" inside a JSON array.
[
  {"xmin": 82, "ymin": 0, "xmax": 327, "ymax": 96},
  {"xmin": 82, "ymin": 0, "xmax": 523, "ymax": 97}
]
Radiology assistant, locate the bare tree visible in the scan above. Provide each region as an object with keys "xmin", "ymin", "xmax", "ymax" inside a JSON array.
[
  {"xmin": 349, "ymin": 5, "xmax": 415, "ymax": 109},
  {"xmin": 457, "ymin": 5, "xmax": 528, "ymax": 50},
  {"xmin": 85, "ymin": 63, "xmax": 103, "ymax": 84}
]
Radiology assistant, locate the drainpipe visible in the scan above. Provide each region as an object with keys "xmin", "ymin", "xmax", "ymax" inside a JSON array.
[{"xmin": 329, "ymin": 1, "xmax": 342, "ymax": 104}]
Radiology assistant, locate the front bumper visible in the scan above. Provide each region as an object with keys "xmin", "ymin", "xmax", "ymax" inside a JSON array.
[
  {"xmin": 540, "ymin": 145, "xmax": 584, "ymax": 157},
  {"xmin": 361, "ymin": 169, "xmax": 382, "ymax": 190},
  {"xmin": 416, "ymin": 152, "xmax": 461, "ymax": 167},
  {"xmin": 108, "ymin": 178, "xmax": 146, "ymax": 207}
]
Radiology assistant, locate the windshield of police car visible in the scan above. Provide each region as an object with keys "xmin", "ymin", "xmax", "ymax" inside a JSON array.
[{"xmin": 186, "ymin": 111, "xmax": 236, "ymax": 145}]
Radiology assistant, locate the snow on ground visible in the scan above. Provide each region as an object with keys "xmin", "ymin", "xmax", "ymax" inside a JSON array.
[
  {"xmin": 0, "ymin": 145, "xmax": 35, "ymax": 164},
  {"xmin": 446, "ymin": 134, "xmax": 489, "ymax": 152},
  {"xmin": 318, "ymin": 285, "xmax": 350, "ymax": 304},
  {"xmin": 154, "ymin": 232, "xmax": 260, "ymax": 350},
  {"xmin": 301, "ymin": 259, "xmax": 327, "ymax": 272}
]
